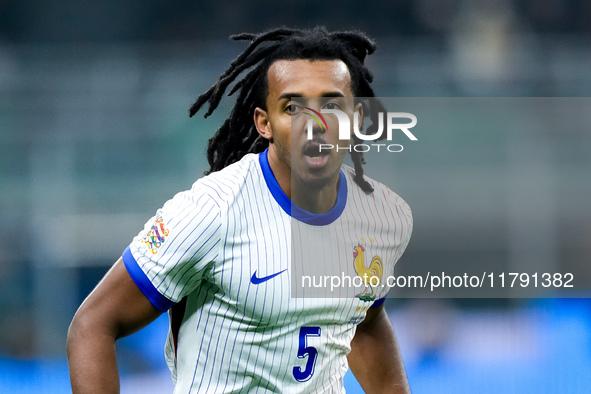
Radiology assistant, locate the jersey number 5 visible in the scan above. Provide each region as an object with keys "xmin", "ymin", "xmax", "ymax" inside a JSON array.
[{"xmin": 292, "ymin": 326, "xmax": 321, "ymax": 382}]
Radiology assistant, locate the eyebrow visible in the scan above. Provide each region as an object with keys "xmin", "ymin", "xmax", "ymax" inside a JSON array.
[{"xmin": 277, "ymin": 92, "xmax": 346, "ymax": 101}]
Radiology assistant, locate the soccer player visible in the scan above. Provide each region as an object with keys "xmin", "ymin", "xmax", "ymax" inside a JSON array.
[{"xmin": 67, "ymin": 27, "xmax": 413, "ymax": 393}]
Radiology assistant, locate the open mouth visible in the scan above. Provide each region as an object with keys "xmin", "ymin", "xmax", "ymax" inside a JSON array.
[{"xmin": 303, "ymin": 143, "xmax": 330, "ymax": 168}]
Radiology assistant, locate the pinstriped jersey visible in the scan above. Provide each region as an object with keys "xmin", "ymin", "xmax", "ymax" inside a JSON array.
[{"xmin": 123, "ymin": 150, "xmax": 413, "ymax": 393}]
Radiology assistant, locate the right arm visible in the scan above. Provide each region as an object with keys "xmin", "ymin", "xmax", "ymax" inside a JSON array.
[
  {"xmin": 68, "ymin": 187, "xmax": 221, "ymax": 393},
  {"xmin": 67, "ymin": 257, "xmax": 163, "ymax": 394}
]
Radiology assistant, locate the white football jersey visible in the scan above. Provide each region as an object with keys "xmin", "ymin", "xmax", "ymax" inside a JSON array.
[{"xmin": 123, "ymin": 150, "xmax": 412, "ymax": 393}]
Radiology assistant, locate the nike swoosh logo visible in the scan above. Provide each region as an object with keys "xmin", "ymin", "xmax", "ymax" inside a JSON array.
[{"xmin": 251, "ymin": 269, "xmax": 287, "ymax": 285}]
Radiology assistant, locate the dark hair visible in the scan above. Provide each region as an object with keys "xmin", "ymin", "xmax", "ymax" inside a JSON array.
[{"xmin": 189, "ymin": 26, "xmax": 385, "ymax": 193}]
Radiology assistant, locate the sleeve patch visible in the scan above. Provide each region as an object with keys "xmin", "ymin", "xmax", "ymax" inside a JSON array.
[{"xmin": 142, "ymin": 216, "xmax": 170, "ymax": 254}]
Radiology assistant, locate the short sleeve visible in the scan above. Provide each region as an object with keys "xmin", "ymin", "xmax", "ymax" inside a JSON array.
[{"xmin": 122, "ymin": 187, "xmax": 222, "ymax": 311}]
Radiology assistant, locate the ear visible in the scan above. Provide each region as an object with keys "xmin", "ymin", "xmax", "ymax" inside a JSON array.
[
  {"xmin": 354, "ymin": 102, "xmax": 364, "ymax": 131},
  {"xmin": 254, "ymin": 107, "xmax": 273, "ymax": 140}
]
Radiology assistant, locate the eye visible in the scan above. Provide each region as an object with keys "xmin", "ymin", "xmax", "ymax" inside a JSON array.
[
  {"xmin": 286, "ymin": 104, "xmax": 303, "ymax": 114},
  {"xmin": 323, "ymin": 102, "xmax": 342, "ymax": 110}
]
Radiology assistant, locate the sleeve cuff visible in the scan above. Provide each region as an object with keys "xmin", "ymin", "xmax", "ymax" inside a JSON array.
[
  {"xmin": 370, "ymin": 297, "xmax": 386, "ymax": 309},
  {"xmin": 122, "ymin": 246, "xmax": 176, "ymax": 312}
]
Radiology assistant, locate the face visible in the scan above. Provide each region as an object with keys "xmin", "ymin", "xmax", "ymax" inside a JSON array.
[{"xmin": 254, "ymin": 59, "xmax": 360, "ymax": 190}]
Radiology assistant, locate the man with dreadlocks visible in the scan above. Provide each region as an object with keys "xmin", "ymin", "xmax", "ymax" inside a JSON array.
[{"xmin": 68, "ymin": 27, "xmax": 413, "ymax": 393}]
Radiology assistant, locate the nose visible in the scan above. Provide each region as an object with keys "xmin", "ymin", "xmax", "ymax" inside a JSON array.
[{"xmin": 305, "ymin": 117, "xmax": 326, "ymax": 140}]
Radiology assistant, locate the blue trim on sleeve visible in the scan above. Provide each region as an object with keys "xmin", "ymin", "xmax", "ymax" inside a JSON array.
[
  {"xmin": 259, "ymin": 149, "xmax": 347, "ymax": 226},
  {"xmin": 370, "ymin": 297, "xmax": 386, "ymax": 309},
  {"xmin": 122, "ymin": 246, "xmax": 175, "ymax": 312}
]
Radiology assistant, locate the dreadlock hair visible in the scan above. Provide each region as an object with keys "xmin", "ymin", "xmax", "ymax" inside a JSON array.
[{"xmin": 189, "ymin": 26, "xmax": 388, "ymax": 194}]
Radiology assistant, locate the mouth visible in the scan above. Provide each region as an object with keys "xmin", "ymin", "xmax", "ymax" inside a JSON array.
[{"xmin": 302, "ymin": 142, "xmax": 330, "ymax": 169}]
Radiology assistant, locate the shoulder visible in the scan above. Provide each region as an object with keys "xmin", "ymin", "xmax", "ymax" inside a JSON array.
[
  {"xmin": 155, "ymin": 154, "xmax": 261, "ymax": 222},
  {"xmin": 341, "ymin": 164, "xmax": 413, "ymax": 222},
  {"xmin": 187, "ymin": 153, "xmax": 262, "ymax": 205},
  {"xmin": 341, "ymin": 165, "xmax": 412, "ymax": 210}
]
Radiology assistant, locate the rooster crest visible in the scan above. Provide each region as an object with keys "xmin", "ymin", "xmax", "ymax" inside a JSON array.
[{"xmin": 353, "ymin": 242, "xmax": 383, "ymax": 301}]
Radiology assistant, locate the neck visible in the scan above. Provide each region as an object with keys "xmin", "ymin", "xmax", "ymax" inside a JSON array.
[
  {"xmin": 267, "ymin": 150, "xmax": 340, "ymax": 214},
  {"xmin": 290, "ymin": 175, "xmax": 340, "ymax": 214}
]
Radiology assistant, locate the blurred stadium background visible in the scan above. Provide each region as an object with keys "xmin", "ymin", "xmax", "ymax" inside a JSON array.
[{"xmin": 1, "ymin": 0, "xmax": 591, "ymax": 392}]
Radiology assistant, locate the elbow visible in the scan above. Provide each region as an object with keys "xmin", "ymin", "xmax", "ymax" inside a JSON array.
[
  {"xmin": 67, "ymin": 309, "xmax": 89, "ymax": 359},
  {"xmin": 66, "ymin": 305, "xmax": 116, "ymax": 359}
]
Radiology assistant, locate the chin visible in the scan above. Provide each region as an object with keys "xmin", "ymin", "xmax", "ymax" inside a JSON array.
[{"xmin": 293, "ymin": 167, "xmax": 339, "ymax": 190}]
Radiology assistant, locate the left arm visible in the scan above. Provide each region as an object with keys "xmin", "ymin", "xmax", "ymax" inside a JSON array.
[{"xmin": 347, "ymin": 303, "xmax": 410, "ymax": 394}]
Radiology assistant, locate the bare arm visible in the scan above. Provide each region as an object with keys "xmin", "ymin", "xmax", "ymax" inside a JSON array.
[
  {"xmin": 347, "ymin": 304, "xmax": 410, "ymax": 394},
  {"xmin": 67, "ymin": 257, "xmax": 163, "ymax": 394}
]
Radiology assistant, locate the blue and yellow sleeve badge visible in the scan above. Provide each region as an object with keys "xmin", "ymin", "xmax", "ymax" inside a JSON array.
[{"xmin": 142, "ymin": 216, "xmax": 170, "ymax": 255}]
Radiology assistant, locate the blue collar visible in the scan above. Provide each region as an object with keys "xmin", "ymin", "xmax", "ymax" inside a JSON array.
[{"xmin": 259, "ymin": 149, "xmax": 347, "ymax": 226}]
